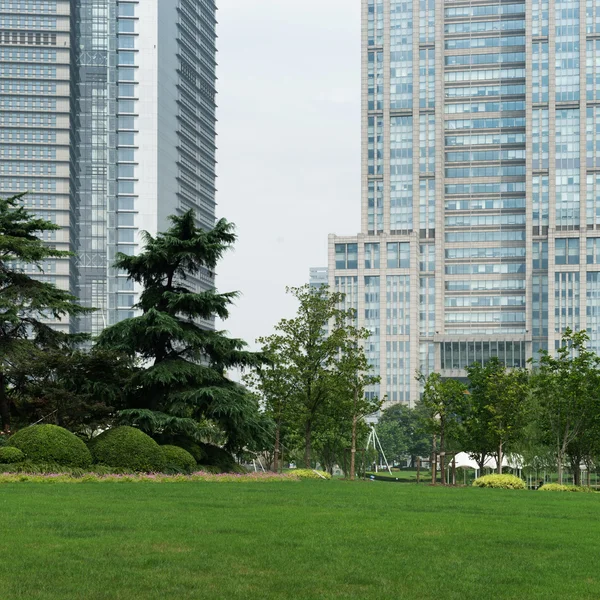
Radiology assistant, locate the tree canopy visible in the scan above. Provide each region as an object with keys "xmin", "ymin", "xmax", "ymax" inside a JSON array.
[{"xmin": 97, "ymin": 210, "xmax": 269, "ymax": 452}]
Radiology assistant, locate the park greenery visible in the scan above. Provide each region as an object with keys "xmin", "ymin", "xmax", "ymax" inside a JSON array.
[
  {"xmin": 1, "ymin": 482, "xmax": 600, "ymax": 599},
  {"xmin": 3, "ymin": 192, "xmax": 600, "ymax": 486}
]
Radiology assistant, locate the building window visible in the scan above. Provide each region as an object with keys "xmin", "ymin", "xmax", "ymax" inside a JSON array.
[
  {"xmin": 387, "ymin": 242, "xmax": 410, "ymax": 269},
  {"xmin": 555, "ymin": 238, "xmax": 579, "ymax": 265},
  {"xmin": 335, "ymin": 243, "xmax": 358, "ymax": 269}
]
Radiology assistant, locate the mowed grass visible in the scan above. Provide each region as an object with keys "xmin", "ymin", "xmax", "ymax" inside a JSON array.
[{"xmin": 1, "ymin": 482, "xmax": 600, "ymax": 599}]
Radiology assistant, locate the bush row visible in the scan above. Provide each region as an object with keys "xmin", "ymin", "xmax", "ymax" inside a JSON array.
[
  {"xmin": 538, "ymin": 483, "xmax": 598, "ymax": 493},
  {"xmin": 0, "ymin": 472, "xmax": 300, "ymax": 484},
  {"xmin": 5, "ymin": 425, "xmax": 239, "ymax": 474},
  {"xmin": 472, "ymin": 474, "xmax": 526, "ymax": 490}
]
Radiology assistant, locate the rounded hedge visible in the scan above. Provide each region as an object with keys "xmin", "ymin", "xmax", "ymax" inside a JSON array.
[
  {"xmin": 90, "ymin": 427, "xmax": 166, "ymax": 472},
  {"xmin": 539, "ymin": 483, "xmax": 597, "ymax": 493},
  {"xmin": 161, "ymin": 445, "xmax": 196, "ymax": 473},
  {"xmin": 8, "ymin": 425, "xmax": 92, "ymax": 468},
  {"xmin": 472, "ymin": 474, "xmax": 526, "ymax": 490},
  {"xmin": 0, "ymin": 446, "xmax": 25, "ymax": 463},
  {"xmin": 293, "ymin": 469, "xmax": 331, "ymax": 480}
]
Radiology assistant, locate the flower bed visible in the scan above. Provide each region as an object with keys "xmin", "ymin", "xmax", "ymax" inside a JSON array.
[{"xmin": 0, "ymin": 471, "xmax": 301, "ymax": 484}]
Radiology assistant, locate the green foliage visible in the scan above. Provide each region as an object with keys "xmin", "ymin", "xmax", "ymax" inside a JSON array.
[
  {"xmin": 0, "ymin": 446, "xmax": 24, "ymax": 463},
  {"xmin": 8, "ymin": 346, "xmax": 133, "ymax": 434},
  {"xmin": 531, "ymin": 329, "xmax": 600, "ymax": 485},
  {"xmin": 96, "ymin": 211, "xmax": 268, "ymax": 453},
  {"xmin": 377, "ymin": 403, "xmax": 431, "ymax": 466},
  {"xmin": 199, "ymin": 443, "xmax": 241, "ymax": 473},
  {"xmin": 0, "ymin": 193, "xmax": 91, "ymax": 433},
  {"xmin": 90, "ymin": 426, "xmax": 166, "ymax": 472},
  {"xmin": 292, "ymin": 469, "xmax": 331, "ymax": 480},
  {"xmin": 464, "ymin": 357, "xmax": 530, "ymax": 474},
  {"xmin": 255, "ymin": 285, "xmax": 380, "ymax": 470},
  {"xmin": 8, "ymin": 424, "xmax": 92, "ymax": 467},
  {"xmin": 538, "ymin": 483, "xmax": 597, "ymax": 493},
  {"xmin": 472, "ymin": 474, "xmax": 526, "ymax": 490},
  {"xmin": 161, "ymin": 445, "xmax": 197, "ymax": 473}
]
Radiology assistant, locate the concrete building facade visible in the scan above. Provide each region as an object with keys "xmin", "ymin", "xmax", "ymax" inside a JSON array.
[
  {"xmin": 0, "ymin": 0, "xmax": 217, "ymax": 335},
  {"xmin": 330, "ymin": 0, "xmax": 599, "ymax": 407}
]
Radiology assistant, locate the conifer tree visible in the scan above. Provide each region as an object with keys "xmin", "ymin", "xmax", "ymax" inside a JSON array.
[
  {"xmin": 96, "ymin": 211, "xmax": 267, "ymax": 452},
  {"xmin": 0, "ymin": 193, "xmax": 90, "ymax": 434}
]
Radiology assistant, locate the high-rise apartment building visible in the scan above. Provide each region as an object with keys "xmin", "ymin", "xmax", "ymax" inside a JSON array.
[
  {"xmin": 0, "ymin": 0, "xmax": 217, "ymax": 335},
  {"xmin": 330, "ymin": 0, "xmax": 599, "ymax": 407}
]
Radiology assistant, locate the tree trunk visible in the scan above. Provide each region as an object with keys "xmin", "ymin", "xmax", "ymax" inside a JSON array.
[
  {"xmin": 350, "ymin": 387, "xmax": 358, "ymax": 481},
  {"xmin": 416, "ymin": 456, "xmax": 421, "ymax": 484},
  {"xmin": 304, "ymin": 420, "xmax": 312, "ymax": 468},
  {"xmin": 452, "ymin": 456, "xmax": 456, "ymax": 486},
  {"xmin": 273, "ymin": 420, "xmax": 281, "ymax": 473},
  {"xmin": 439, "ymin": 425, "xmax": 446, "ymax": 485},
  {"xmin": 570, "ymin": 456, "xmax": 581, "ymax": 486},
  {"xmin": 431, "ymin": 435, "xmax": 437, "ymax": 485},
  {"xmin": 0, "ymin": 370, "xmax": 10, "ymax": 435},
  {"xmin": 497, "ymin": 440, "xmax": 503, "ymax": 475},
  {"xmin": 557, "ymin": 453, "xmax": 564, "ymax": 485}
]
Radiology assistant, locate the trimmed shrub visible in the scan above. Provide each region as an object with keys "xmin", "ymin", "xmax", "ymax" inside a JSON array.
[
  {"xmin": 539, "ymin": 483, "xmax": 597, "ymax": 493},
  {"xmin": 161, "ymin": 445, "xmax": 196, "ymax": 473},
  {"xmin": 90, "ymin": 427, "xmax": 166, "ymax": 472},
  {"xmin": 293, "ymin": 469, "xmax": 332, "ymax": 480},
  {"xmin": 8, "ymin": 425, "xmax": 92, "ymax": 468},
  {"xmin": 199, "ymin": 444, "xmax": 240, "ymax": 473},
  {"xmin": 0, "ymin": 446, "xmax": 24, "ymax": 463},
  {"xmin": 472, "ymin": 474, "xmax": 526, "ymax": 490}
]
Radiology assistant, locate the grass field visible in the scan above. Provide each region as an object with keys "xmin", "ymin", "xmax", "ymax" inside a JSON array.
[{"xmin": 1, "ymin": 481, "xmax": 599, "ymax": 599}]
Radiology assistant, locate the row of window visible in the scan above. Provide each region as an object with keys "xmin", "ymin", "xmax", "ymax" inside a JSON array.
[
  {"xmin": 445, "ymin": 84, "xmax": 525, "ymax": 99},
  {"xmin": 444, "ymin": 19, "xmax": 525, "ymax": 33},
  {"xmin": 446, "ymin": 181, "xmax": 526, "ymax": 195},
  {"xmin": 446, "ymin": 117, "xmax": 525, "ymax": 130},
  {"xmin": 445, "ymin": 53, "xmax": 525, "ymax": 67},
  {"xmin": 445, "ymin": 36, "xmax": 525, "ymax": 50},
  {"xmin": 444, "ymin": 101, "xmax": 525, "ymax": 115},
  {"xmin": 445, "ymin": 197, "xmax": 526, "ymax": 211},
  {"xmin": 445, "ymin": 3, "xmax": 524, "ymax": 17},
  {"xmin": 335, "ymin": 242, "xmax": 411, "ymax": 270},
  {"xmin": 445, "ymin": 296, "xmax": 525, "ymax": 308},
  {"xmin": 445, "ymin": 68, "xmax": 526, "ymax": 83},
  {"xmin": 446, "ymin": 165, "xmax": 526, "ymax": 178},
  {"xmin": 446, "ymin": 149, "xmax": 526, "ymax": 163},
  {"xmin": 445, "ymin": 230, "xmax": 526, "ymax": 243},
  {"xmin": 446, "ymin": 279, "xmax": 525, "ymax": 292},
  {"xmin": 446, "ymin": 247, "xmax": 526, "ymax": 260},
  {"xmin": 446, "ymin": 263, "xmax": 526, "ymax": 274},
  {"xmin": 446, "ymin": 132, "xmax": 526, "ymax": 147}
]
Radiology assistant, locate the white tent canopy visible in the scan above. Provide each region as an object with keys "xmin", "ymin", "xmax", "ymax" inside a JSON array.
[{"xmin": 452, "ymin": 452, "xmax": 524, "ymax": 471}]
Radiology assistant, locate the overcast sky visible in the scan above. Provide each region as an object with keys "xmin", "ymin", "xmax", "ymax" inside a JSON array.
[{"xmin": 215, "ymin": 1, "xmax": 361, "ymax": 349}]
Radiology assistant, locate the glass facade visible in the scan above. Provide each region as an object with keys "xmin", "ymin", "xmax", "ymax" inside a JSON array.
[
  {"xmin": 326, "ymin": 0, "xmax": 600, "ymax": 406},
  {"xmin": 0, "ymin": 0, "xmax": 218, "ymax": 335}
]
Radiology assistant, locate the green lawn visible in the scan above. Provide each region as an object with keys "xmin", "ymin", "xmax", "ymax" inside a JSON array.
[{"xmin": 1, "ymin": 481, "xmax": 599, "ymax": 599}]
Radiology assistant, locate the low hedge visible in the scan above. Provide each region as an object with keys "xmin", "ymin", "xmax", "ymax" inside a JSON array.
[
  {"xmin": 473, "ymin": 474, "xmax": 526, "ymax": 490},
  {"xmin": 0, "ymin": 471, "xmax": 300, "ymax": 484},
  {"xmin": 0, "ymin": 447, "xmax": 24, "ymax": 463},
  {"xmin": 292, "ymin": 469, "xmax": 331, "ymax": 480},
  {"xmin": 90, "ymin": 427, "xmax": 166, "ymax": 472},
  {"xmin": 538, "ymin": 483, "xmax": 597, "ymax": 493},
  {"xmin": 161, "ymin": 445, "xmax": 196, "ymax": 473},
  {"xmin": 8, "ymin": 425, "xmax": 92, "ymax": 468}
]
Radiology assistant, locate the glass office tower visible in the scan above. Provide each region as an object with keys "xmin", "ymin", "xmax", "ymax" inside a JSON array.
[
  {"xmin": 0, "ymin": 0, "xmax": 218, "ymax": 335},
  {"xmin": 330, "ymin": 0, "xmax": 598, "ymax": 407}
]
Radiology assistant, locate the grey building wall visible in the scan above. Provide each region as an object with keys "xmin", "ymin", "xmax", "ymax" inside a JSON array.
[
  {"xmin": 0, "ymin": 0, "xmax": 218, "ymax": 336},
  {"xmin": 0, "ymin": 0, "xmax": 76, "ymax": 334},
  {"xmin": 329, "ymin": 0, "xmax": 599, "ymax": 408}
]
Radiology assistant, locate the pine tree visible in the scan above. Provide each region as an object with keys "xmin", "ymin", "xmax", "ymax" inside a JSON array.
[
  {"xmin": 96, "ymin": 211, "xmax": 268, "ymax": 452},
  {"xmin": 0, "ymin": 193, "xmax": 90, "ymax": 434}
]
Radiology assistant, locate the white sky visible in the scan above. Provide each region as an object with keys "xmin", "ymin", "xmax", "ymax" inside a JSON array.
[{"xmin": 215, "ymin": 1, "xmax": 361, "ymax": 349}]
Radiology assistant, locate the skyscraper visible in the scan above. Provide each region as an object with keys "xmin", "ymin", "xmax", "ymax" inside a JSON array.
[
  {"xmin": 0, "ymin": 0, "xmax": 217, "ymax": 335},
  {"xmin": 330, "ymin": 0, "xmax": 598, "ymax": 407}
]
